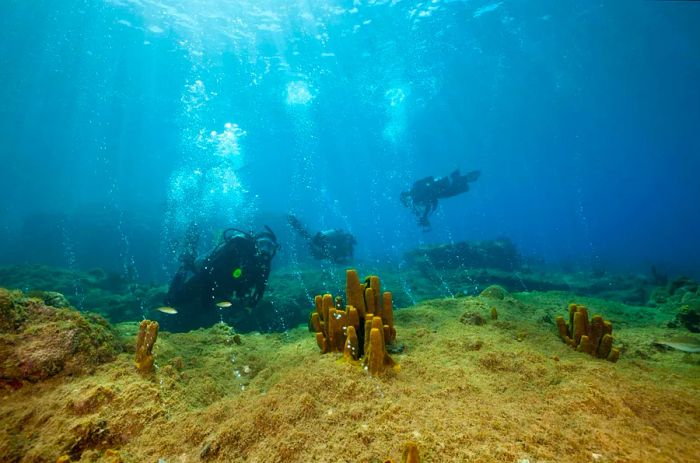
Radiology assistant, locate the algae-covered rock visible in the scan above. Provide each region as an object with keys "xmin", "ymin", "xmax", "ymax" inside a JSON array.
[
  {"xmin": 669, "ymin": 276, "xmax": 697, "ymax": 296},
  {"xmin": 25, "ymin": 290, "xmax": 72, "ymax": 308},
  {"xmin": 649, "ymin": 286, "xmax": 670, "ymax": 304},
  {"xmin": 404, "ymin": 238, "xmax": 522, "ymax": 271},
  {"xmin": 670, "ymin": 304, "xmax": 700, "ymax": 333},
  {"xmin": 0, "ymin": 264, "xmax": 167, "ymax": 324},
  {"xmin": 480, "ymin": 284, "xmax": 508, "ymax": 300},
  {"xmin": 459, "ymin": 311, "xmax": 486, "ymax": 326},
  {"xmin": 0, "ymin": 288, "xmax": 121, "ymax": 384},
  {"xmin": 0, "ymin": 288, "xmax": 26, "ymax": 332}
]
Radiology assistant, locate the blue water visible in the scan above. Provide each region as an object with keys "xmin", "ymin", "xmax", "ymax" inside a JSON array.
[{"xmin": 1, "ymin": 0, "xmax": 699, "ymax": 282}]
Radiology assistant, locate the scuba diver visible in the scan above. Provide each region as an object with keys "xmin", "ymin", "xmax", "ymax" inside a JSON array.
[
  {"xmin": 162, "ymin": 224, "xmax": 280, "ymax": 331},
  {"xmin": 400, "ymin": 169, "xmax": 480, "ymax": 230},
  {"xmin": 287, "ymin": 214, "xmax": 356, "ymax": 264}
]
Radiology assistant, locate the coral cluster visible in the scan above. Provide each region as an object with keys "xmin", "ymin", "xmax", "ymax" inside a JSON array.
[
  {"xmin": 134, "ymin": 320, "xmax": 159, "ymax": 374},
  {"xmin": 555, "ymin": 303, "xmax": 620, "ymax": 362},
  {"xmin": 310, "ymin": 269, "xmax": 397, "ymax": 375}
]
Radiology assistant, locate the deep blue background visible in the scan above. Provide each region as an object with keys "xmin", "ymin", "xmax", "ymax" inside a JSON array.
[{"xmin": 1, "ymin": 0, "xmax": 699, "ymax": 281}]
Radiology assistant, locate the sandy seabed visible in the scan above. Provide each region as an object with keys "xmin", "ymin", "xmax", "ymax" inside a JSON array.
[{"xmin": 1, "ymin": 291, "xmax": 699, "ymax": 463}]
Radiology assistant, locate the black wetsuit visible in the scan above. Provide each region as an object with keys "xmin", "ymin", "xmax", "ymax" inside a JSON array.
[
  {"xmin": 401, "ymin": 169, "xmax": 480, "ymax": 229},
  {"xmin": 288, "ymin": 215, "xmax": 356, "ymax": 264},
  {"xmin": 163, "ymin": 227, "xmax": 279, "ymax": 331},
  {"xmin": 309, "ymin": 229, "xmax": 356, "ymax": 264}
]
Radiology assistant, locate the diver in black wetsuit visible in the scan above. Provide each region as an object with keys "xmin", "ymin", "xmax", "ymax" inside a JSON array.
[
  {"xmin": 287, "ymin": 215, "xmax": 356, "ymax": 264},
  {"xmin": 400, "ymin": 169, "xmax": 480, "ymax": 230},
  {"xmin": 163, "ymin": 225, "xmax": 280, "ymax": 331}
]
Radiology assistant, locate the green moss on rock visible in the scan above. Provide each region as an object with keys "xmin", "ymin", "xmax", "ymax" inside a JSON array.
[
  {"xmin": 0, "ymin": 288, "xmax": 122, "ymax": 384},
  {"xmin": 479, "ymin": 285, "xmax": 508, "ymax": 300}
]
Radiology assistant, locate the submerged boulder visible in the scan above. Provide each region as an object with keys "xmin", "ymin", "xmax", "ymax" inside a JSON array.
[
  {"xmin": 0, "ymin": 288, "xmax": 121, "ymax": 385},
  {"xmin": 404, "ymin": 238, "xmax": 522, "ymax": 271},
  {"xmin": 479, "ymin": 284, "xmax": 509, "ymax": 300},
  {"xmin": 670, "ymin": 304, "xmax": 700, "ymax": 333}
]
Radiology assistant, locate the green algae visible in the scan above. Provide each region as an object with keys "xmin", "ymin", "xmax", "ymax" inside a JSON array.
[{"xmin": 0, "ymin": 288, "xmax": 121, "ymax": 384}]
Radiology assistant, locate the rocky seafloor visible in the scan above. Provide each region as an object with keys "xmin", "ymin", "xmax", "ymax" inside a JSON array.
[{"xmin": 1, "ymin": 263, "xmax": 699, "ymax": 463}]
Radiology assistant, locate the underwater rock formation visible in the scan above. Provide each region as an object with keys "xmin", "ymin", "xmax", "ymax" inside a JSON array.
[
  {"xmin": 403, "ymin": 238, "xmax": 521, "ymax": 271},
  {"xmin": 672, "ymin": 304, "xmax": 700, "ymax": 333},
  {"xmin": 554, "ymin": 303, "xmax": 619, "ymax": 362},
  {"xmin": 0, "ymin": 264, "xmax": 166, "ymax": 324},
  {"xmin": 310, "ymin": 269, "xmax": 397, "ymax": 375},
  {"xmin": 651, "ymin": 276, "xmax": 700, "ymax": 332},
  {"xmin": 479, "ymin": 284, "xmax": 508, "ymax": 300},
  {"xmin": 665, "ymin": 277, "xmax": 700, "ymax": 333},
  {"xmin": 0, "ymin": 288, "xmax": 120, "ymax": 386},
  {"xmin": 134, "ymin": 320, "xmax": 159, "ymax": 374},
  {"xmin": 25, "ymin": 290, "xmax": 72, "ymax": 308},
  {"xmin": 0, "ymin": 288, "xmax": 699, "ymax": 461}
]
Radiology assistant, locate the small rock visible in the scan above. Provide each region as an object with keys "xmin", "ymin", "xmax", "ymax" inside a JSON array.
[
  {"xmin": 387, "ymin": 342, "xmax": 405, "ymax": 354},
  {"xmin": 480, "ymin": 285, "xmax": 508, "ymax": 300},
  {"xmin": 459, "ymin": 311, "xmax": 486, "ymax": 326},
  {"xmin": 200, "ymin": 440, "xmax": 219, "ymax": 460}
]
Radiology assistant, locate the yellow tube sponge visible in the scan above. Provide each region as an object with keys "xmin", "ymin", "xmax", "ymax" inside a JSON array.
[
  {"xmin": 310, "ymin": 269, "xmax": 398, "ymax": 375},
  {"xmin": 402, "ymin": 442, "xmax": 421, "ymax": 463},
  {"xmin": 365, "ymin": 287, "xmax": 377, "ymax": 314},
  {"xmin": 577, "ymin": 335, "xmax": 592, "ymax": 354},
  {"xmin": 578, "ymin": 305, "xmax": 590, "ymax": 338},
  {"xmin": 382, "ymin": 291, "xmax": 396, "ymax": 343},
  {"xmin": 134, "ymin": 320, "xmax": 159, "ymax": 374},
  {"xmin": 555, "ymin": 316, "xmax": 568, "ymax": 341},
  {"xmin": 347, "ymin": 306, "xmax": 359, "ymax": 331},
  {"xmin": 589, "ymin": 315, "xmax": 605, "ymax": 354},
  {"xmin": 363, "ymin": 316, "xmax": 395, "ymax": 376},
  {"xmin": 366, "ymin": 327, "xmax": 384, "ymax": 376},
  {"xmin": 315, "ymin": 332, "xmax": 327, "ymax": 353},
  {"xmin": 384, "ymin": 441, "xmax": 421, "ymax": 463},
  {"xmin": 310, "ymin": 312, "xmax": 322, "ymax": 333},
  {"xmin": 556, "ymin": 303, "xmax": 619, "ymax": 363},
  {"xmin": 597, "ymin": 333, "xmax": 613, "ymax": 359},
  {"xmin": 344, "ymin": 325, "xmax": 359, "ymax": 361},
  {"xmin": 607, "ymin": 348, "xmax": 620, "ymax": 363},
  {"xmin": 346, "ymin": 269, "xmax": 366, "ymax": 317},
  {"xmin": 363, "ymin": 318, "xmax": 373, "ymax": 356},
  {"xmin": 568, "ymin": 303, "xmax": 577, "ymax": 337},
  {"xmin": 572, "ymin": 310, "xmax": 586, "ymax": 345}
]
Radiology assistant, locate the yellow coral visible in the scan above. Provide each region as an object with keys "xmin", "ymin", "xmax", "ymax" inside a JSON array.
[
  {"xmin": 402, "ymin": 442, "xmax": 421, "ymax": 463},
  {"xmin": 134, "ymin": 320, "xmax": 159, "ymax": 374},
  {"xmin": 556, "ymin": 304, "xmax": 618, "ymax": 363},
  {"xmin": 385, "ymin": 441, "xmax": 421, "ymax": 463},
  {"xmin": 311, "ymin": 269, "xmax": 397, "ymax": 376}
]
